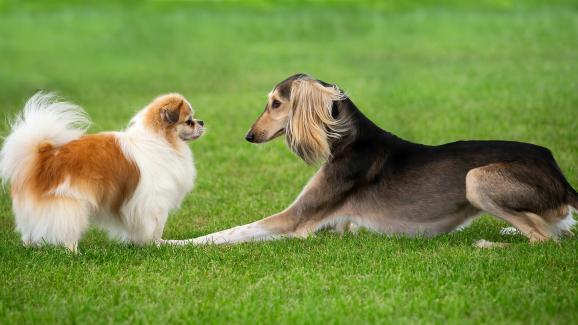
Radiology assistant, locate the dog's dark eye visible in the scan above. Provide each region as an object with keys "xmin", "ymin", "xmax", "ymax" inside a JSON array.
[
  {"xmin": 186, "ymin": 119, "xmax": 194, "ymax": 126},
  {"xmin": 271, "ymin": 100, "xmax": 281, "ymax": 109}
]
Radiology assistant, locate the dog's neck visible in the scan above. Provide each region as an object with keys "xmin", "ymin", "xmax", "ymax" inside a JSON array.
[{"xmin": 328, "ymin": 98, "xmax": 409, "ymax": 162}]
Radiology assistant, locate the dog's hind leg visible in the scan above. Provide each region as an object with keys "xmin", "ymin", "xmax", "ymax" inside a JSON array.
[
  {"xmin": 466, "ymin": 163, "xmax": 564, "ymax": 244},
  {"xmin": 14, "ymin": 197, "xmax": 89, "ymax": 253},
  {"xmin": 124, "ymin": 208, "xmax": 169, "ymax": 245}
]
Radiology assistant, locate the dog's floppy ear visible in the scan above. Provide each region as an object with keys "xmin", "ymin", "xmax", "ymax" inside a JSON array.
[
  {"xmin": 160, "ymin": 102, "xmax": 181, "ymax": 124},
  {"xmin": 287, "ymin": 77, "xmax": 347, "ymax": 164}
]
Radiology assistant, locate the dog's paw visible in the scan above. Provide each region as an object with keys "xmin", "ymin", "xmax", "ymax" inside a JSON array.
[
  {"xmin": 500, "ymin": 227, "xmax": 520, "ymax": 236},
  {"xmin": 157, "ymin": 238, "xmax": 193, "ymax": 246},
  {"xmin": 474, "ymin": 239, "xmax": 510, "ymax": 249}
]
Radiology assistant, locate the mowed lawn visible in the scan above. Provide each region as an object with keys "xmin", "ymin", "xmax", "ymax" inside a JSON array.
[{"xmin": 1, "ymin": 2, "xmax": 577, "ymax": 323}]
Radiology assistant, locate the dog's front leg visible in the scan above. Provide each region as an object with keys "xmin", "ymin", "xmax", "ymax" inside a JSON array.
[
  {"xmin": 165, "ymin": 167, "xmax": 353, "ymax": 245},
  {"xmin": 194, "ymin": 211, "xmax": 298, "ymax": 245},
  {"xmin": 162, "ymin": 208, "xmax": 303, "ymax": 246}
]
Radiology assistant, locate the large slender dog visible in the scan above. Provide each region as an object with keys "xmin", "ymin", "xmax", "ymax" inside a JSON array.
[{"xmin": 169, "ymin": 73, "xmax": 577, "ymax": 246}]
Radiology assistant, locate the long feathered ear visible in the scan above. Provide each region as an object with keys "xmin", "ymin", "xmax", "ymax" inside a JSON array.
[{"xmin": 287, "ymin": 77, "xmax": 347, "ymax": 164}]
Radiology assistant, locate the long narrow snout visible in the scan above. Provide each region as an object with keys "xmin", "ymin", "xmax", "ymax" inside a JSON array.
[
  {"xmin": 245, "ymin": 130, "xmax": 256, "ymax": 143},
  {"xmin": 245, "ymin": 96, "xmax": 288, "ymax": 144}
]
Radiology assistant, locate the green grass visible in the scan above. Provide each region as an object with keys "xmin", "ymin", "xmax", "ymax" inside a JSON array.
[{"xmin": 1, "ymin": 1, "xmax": 578, "ymax": 323}]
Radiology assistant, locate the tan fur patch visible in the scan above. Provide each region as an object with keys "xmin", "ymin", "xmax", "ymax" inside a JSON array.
[
  {"xmin": 29, "ymin": 134, "xmax": 140, "ymax": 216},
  {"xmin": 286, "ymin": 77, "xmax": 347, "ymax": 164},
  {"xmin": 466, "ymin": 164, "xmax": 561, "ymax": 242},
  {"xmin": 142, "ymin": 93, "xmax": 193, "ymax": 148}
]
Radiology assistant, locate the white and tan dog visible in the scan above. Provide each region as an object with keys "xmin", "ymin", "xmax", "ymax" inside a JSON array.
[{"xmin": 0, "ymin": 92, "xmax": 204, "ymax": 252}]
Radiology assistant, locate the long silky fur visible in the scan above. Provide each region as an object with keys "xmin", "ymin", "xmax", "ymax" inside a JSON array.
[{"xmin": 286, "ymin": 77, "xmax": 348, "ymax": 164}]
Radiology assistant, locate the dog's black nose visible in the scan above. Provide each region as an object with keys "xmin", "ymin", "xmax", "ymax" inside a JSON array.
[
  {"xmin": 197, "ymin": 120, "xmax": 204, "ymax": 126},
  {"xmin": 245, "ymin": 132, "xmax": 255, "ymax": 142}
]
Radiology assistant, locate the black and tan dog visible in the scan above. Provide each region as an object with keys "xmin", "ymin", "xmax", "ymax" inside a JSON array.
[{"xmin": 169, "ymin": 73, "xmax": 577, "ymax": 247}]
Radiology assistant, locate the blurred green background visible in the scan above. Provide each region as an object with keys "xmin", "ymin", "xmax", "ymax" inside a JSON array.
[{"xmin": 1, "ymin": 1, "xmax": 577, "ymax": 324}]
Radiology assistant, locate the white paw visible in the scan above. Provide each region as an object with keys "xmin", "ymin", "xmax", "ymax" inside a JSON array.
[
  {"xmin": 156, "ymin": 239, "xmax": 192, "ymax": 246},
  {"xmin": 348, "ymin": 223, "xmax": 360, "ymax": 234},
  {"xmin": 500, "ymin": 227, "xmax": 520, "ymax": 236},
  {"xmin": 474, "ymin": 239, "xmax": 509, "ymax": 249}
]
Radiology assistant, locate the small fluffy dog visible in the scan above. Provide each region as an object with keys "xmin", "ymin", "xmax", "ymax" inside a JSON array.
[
  {"xmin": 167, "ymin": 73, "xmax": 577, "ymax": 247},
  {"xmin": 0, "ymin": 92, "xmax": 204, "ymax": 252}
]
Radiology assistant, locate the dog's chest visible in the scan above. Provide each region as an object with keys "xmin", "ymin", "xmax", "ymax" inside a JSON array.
[{"xmin": 117, "ymin": 133, "xmax": 196, "ymax": 196}]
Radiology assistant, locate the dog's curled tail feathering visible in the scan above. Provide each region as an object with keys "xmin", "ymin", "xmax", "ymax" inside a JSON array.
[{"xmin": 0, "ymin": 92, "xmax": 91, "ymax": 186}]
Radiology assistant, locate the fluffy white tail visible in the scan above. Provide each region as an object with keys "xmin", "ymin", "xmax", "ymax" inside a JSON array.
[{"xmin": 0, "ymin": 92, "xmax": 90, "ymax": 186}]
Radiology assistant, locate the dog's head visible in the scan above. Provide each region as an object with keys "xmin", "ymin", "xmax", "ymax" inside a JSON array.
[
  {"xmin": 245, "ymin": 73, "xmax": 347, "ymax": 164},
  {"xmin": 134, "ymin": 93, "xmax": 205, "ymax": 143}
]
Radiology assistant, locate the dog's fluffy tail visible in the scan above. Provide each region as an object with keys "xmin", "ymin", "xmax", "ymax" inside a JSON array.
[{"xmin": 0, "ymin": 92, "xmax": 90, "ymax": 186}]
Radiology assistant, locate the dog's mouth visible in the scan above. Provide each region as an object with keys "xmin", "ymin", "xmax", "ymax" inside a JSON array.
[
  {"xmin": 247, "ymin": 127, "xmax": 284, "ymax": 143},
  {"xmin": 271, "ymin": 128, "xmax": 285, "ymax": 139},
  {"xmin": 261, "ymin": 128, "xmax": 285, "ymax": 143},
  {"xmin": 179, "ymin": 129, "xmax": 204, "ymax": 141}
]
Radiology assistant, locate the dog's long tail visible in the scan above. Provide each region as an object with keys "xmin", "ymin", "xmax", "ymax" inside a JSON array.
[{"xmin": 0, "ymin": 92, "xmax": 90, "ymax": 187}]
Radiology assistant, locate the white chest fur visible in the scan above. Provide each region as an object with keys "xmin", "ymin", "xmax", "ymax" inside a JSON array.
[{"xmin": 114, "ymin": 130, "xmax": 195, "ymax": 240}]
